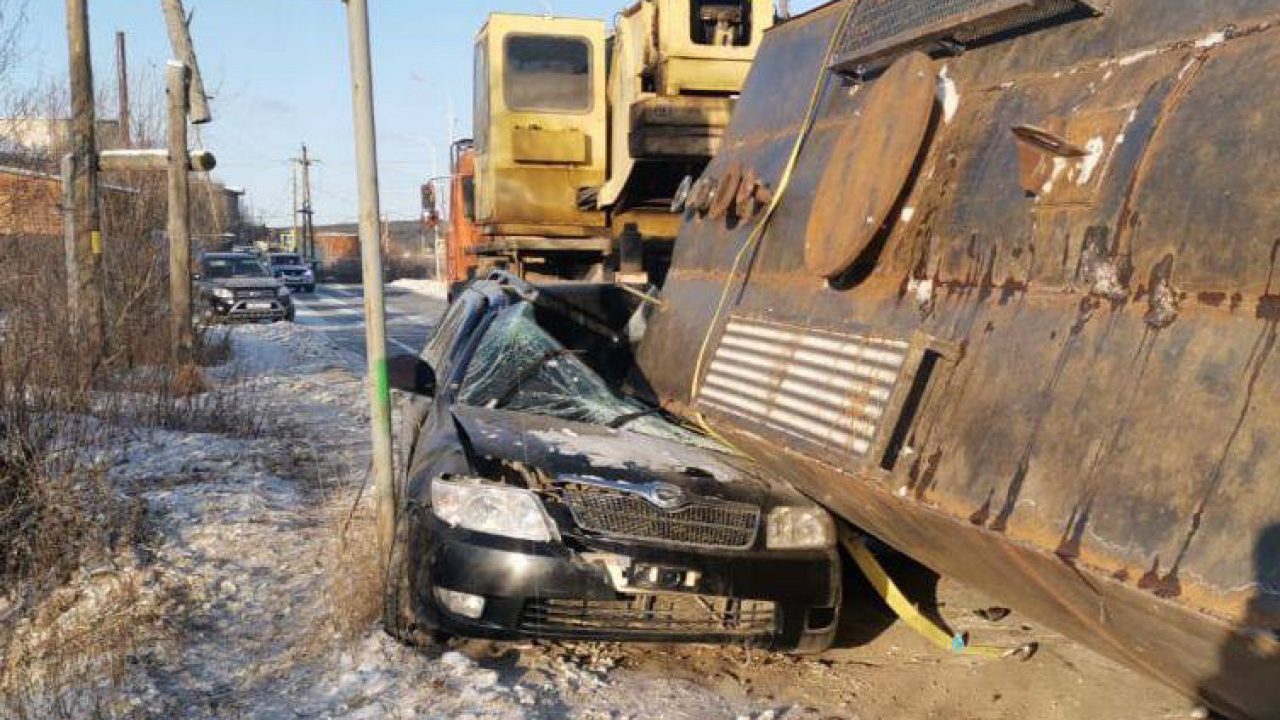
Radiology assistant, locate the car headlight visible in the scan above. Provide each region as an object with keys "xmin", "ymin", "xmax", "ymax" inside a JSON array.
[
  {"xmin": 303, "ymin": 269, "xmax": 314, "ymax": 279},
  {"xmin": 276, "ymin": 286, "xmax": 291, "ymax": 298},
  {"xmin": 766, "ymin": 506, "xmax": 835, "ymax": 549},
  {"xmin": 212, "ymin": 287, "xmax": 233, "ymax": 300},
  {"xmin": 431, "ymin": 477, "xmax": 558, "ymax": 542}
]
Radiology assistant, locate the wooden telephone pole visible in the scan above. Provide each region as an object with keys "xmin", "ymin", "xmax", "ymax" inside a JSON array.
[
  {"xmin": 167, "ymin": 62, "xmax": 194, "ymax": 360},
  {"xmin": 65, "ymin": 0, "xmax": 105, "ymax": 352}
]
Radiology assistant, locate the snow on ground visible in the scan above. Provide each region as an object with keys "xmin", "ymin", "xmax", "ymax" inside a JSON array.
[
  {"xmin": 7, "ymin": 319, "xmax": 1193, "ymax": 719},
  {"xmin": 390, "ymin": 278, "xmax": 449, "ymax": 300},
  {"xmin": 26, "ymin": 321, "xmax": 801, "ymax": 719}
]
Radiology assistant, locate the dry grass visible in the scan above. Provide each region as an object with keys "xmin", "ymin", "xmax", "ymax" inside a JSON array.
[
  {"xmin": 0, "ymin": 191, "xmax": 255, "ymax": 715},
  {"xmin": 320, "ymin": 498, "xmax": 385, "ymax": 643}
]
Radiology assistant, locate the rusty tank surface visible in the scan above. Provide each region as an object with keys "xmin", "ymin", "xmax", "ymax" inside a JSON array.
[{"xmin": 635, "ymin": 1, "xmax": 1280, "ymax": 717}]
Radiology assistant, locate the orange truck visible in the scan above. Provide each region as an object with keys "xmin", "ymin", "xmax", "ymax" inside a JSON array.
[{"xmin": 442, "ymin": 139, "xmax": 480, "ymax": 291}]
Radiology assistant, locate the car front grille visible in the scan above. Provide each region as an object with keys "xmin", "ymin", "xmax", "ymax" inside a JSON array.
[
  {"xmin": 234, "ymin": 288, "xmax": 276, "ymax": 299},
  {"xmin": 520, "ymin": 595, "xmax": 776, "ymax": 636},
  {"xmin": 560, "ymin": 484, "xmax": 759, "ymax": 550}
]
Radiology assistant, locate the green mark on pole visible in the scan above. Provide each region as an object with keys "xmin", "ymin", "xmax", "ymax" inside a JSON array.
[{"xmin": 372, "ymin": 357, "xmax": 391, "ymax": 410}]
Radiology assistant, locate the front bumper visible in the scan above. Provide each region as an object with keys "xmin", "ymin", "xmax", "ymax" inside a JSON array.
[
  {"xmin": 409, "ymin": 513, "xmax": 840, "ymax": 651},
  {"xmin": 205, "ymin": 296, "xmax": 294, "ymax": 322},
  {"xmin": 277, "ymin": 275, "xmax": 313, "ymax": 288}
]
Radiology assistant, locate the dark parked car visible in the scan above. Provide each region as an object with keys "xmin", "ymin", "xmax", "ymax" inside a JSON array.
[
  {"xmin": 384, "ymin": 272, "xmax": 840, "ymax": 653},
  {"xmin": 196, "ymin": 252, "xmax": 294, "ymax": 323},
  {"xmin": 268, "ymin": 252, "xmax": 316, "ymax": 293}
]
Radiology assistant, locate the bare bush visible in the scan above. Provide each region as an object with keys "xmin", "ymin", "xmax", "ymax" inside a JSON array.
[{"xmin": 320, "ymin": 499, "xmax": 385, "ymax": 643}]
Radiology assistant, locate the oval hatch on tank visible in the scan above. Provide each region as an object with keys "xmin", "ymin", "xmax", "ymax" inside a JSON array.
[{"xmin": 804, "ymin": 52, "xmax": 938, "ymax": 279}]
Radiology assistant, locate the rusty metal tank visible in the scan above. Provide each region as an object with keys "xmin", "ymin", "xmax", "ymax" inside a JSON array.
[{"xmin": 636, "ymin": 1, "xmax": 1280, "ymax": 717}]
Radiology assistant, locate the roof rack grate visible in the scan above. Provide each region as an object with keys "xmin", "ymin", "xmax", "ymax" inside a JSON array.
[{"xmin": 830, "ymin": 0, "xmax": 1101, "ymax": 76}]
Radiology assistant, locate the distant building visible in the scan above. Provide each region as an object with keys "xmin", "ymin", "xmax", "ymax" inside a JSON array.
[
  {"xmin": 0, "ymin": 166, "xmax": 62, "ymax": 237},
  {"xmin": 0, "ymin": 118, "xmax": 125, "ymax": 156}
]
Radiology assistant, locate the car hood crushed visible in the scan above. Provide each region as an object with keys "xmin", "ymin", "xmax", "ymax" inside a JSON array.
[{"xmin": 450, "ymin": 405, "xmax": 805, "ymax": 508}]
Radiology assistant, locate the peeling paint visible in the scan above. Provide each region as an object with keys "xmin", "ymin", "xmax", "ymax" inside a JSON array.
[
  {"xmin": 1195, "ymin": 31, "xmax": 1227, "ymax": 49},
  {"xmin": 1077, "ymin": 137, "xmax": 1106, "ymax": 185},
  {"xmin": 937, "ymin": 66, "xmax": 960, "ymax": 124}
]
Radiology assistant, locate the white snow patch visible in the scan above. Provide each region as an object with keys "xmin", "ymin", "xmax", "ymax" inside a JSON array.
[{"xmin": 391, "ymin": 277, "xmax": 449, "ymax": 299}]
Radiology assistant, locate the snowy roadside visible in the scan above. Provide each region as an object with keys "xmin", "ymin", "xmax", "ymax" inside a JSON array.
[
  {"xmin": 4, "ymin": 319, "xmax": 1191, "ymax": 720},
  {"xmin": 6, "ymin": 321, "xmax": 801, "ymax": 720}
]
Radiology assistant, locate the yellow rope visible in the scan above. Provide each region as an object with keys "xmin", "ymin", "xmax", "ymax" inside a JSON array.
[
  {"xmin": 687, "ymin": 1, "xmax": 859, "ymax": 440},
  {"xmin": 842, "ymin": 531, "xmax": 1037, "ymax": 660}
]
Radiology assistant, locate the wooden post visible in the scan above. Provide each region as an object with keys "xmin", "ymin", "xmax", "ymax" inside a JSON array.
[
  {"xmin": 65, "ymin": 0, "xmax": 105, "ymax": 351},
  {"xmin": 160, "ymin": 0, "xmax": 211, "ymax": 124},
  {"xmin": 99, "ymin": 148, "xmax": 215, "ymax": 173},
  {"xmin": 116, "ymin": 31, "xmax": 131, "ymax": 147},
  {"xmin": 167, "ymin": 61, "xmax": 194, "ymax": 361}
]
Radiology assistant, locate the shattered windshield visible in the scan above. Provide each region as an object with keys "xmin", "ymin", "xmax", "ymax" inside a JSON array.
[{"xmin": 458, "ymin": 303, "xmax": 724, "ymax": 452}]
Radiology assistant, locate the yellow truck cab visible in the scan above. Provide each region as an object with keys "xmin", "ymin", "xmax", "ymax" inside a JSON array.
[
  {"xmin": 472, "ymin": 14, "xmax": 609, "ymax": 280},
  {"xmin": 469, "ymin": 2, "xmax": 773, "ymax": 284}
]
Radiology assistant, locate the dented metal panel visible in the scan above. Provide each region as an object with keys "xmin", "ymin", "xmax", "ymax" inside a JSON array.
[{"xmin": 637, "ymin": 1, "xmax": 1280, "ymax": 717}]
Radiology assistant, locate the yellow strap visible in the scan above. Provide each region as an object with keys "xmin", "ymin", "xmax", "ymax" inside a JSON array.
[{"xmin": 843, "ymin": 533, "xmax": 1033, "ymax": 660}]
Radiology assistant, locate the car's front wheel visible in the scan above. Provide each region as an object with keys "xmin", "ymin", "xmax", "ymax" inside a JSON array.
[{"xmin": 382, "ymin": 509, "xmax": 444, "ymax": 646}]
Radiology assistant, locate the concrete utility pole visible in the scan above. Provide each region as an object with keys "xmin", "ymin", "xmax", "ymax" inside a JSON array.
[
  {"xmin": 160, "ymin": 0, "xmax": 211, "ymax": 124},
  {"xmin": 167, "ymin": 62, "xmax": 195, "ymax": 361},
  {"xmin": 300, "ymin": 144, "xmax": 314, "ymax": 259},
  {"xmin": 65, "ymin": 0, "xmax": 105, "ymax": 352},
  {"xmin": 343, "ymin": 0, "xmax": 396, "ymax": 560},
  {"xmin": 115, "ymin": 31, "xmax": 131, "ymax": 147},
  {"xmin": 291, "ymin": 145, "xmax": 316, "ymax": 258},
  {"xmin": 291, "ymin": 164, "xmax": 300, "ymax": 252}
]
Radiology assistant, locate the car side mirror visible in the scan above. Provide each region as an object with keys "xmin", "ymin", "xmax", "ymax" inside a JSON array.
[{"xmin": 387, "ymin": 354, "xmax": 436, "ymax": 396}]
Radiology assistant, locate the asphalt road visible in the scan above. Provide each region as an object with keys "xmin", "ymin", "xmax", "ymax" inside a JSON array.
[{"xmin": 292, "ymin": 282, "xmax": 447, "ymax": 358}]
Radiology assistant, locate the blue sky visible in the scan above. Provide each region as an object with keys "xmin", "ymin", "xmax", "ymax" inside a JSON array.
[{"xmin": 18, "ymin": 1, "xmax": 823, "ymax": 226}]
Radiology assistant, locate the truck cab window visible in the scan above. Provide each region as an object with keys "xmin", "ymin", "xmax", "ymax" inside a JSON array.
[
  {"xmin": 690, "ymin": 1, "xmax": 752, "ymax": 46},
  {"xmin": 504, "ymin": 35, "xmax": 591, "ymax": 112}
]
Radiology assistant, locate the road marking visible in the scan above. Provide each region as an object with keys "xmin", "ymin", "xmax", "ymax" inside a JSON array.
[{"xmin": 387, "ymin": 336, "xmax": 419, "ymax": 355}]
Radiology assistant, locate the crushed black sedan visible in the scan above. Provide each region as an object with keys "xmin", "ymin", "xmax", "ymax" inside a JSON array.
[{"xmin": 384, "ymin": 272, "xmax": 840, "ymax": 652}]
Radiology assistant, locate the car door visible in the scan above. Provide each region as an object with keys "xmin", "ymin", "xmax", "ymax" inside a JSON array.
[{"xmin": 398, "ymin": 287, "xmax": 491, "ymax": 479}]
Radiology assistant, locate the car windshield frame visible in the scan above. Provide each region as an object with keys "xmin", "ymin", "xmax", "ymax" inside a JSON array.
[
  {"xmin": 455, "ymin": 301, "xmax": 725, "ymax": 452},
  {"xmin": 202, "ymin": 257, "xmax": 270, "ymax": 279}
]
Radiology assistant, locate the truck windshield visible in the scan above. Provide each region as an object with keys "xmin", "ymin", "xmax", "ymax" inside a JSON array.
[
  {"xmin": 504, "ymin": 35, "xmax": 591, "ymax": 112},
  {"xmin": 270, "ymin": 255, "xmax": 301, "ymax": 266},
  {"xmin": 202, "ymin": 258, "xmax": 269, "ymax": 279},
  {"xmin": 458, "ymin": 303, "xmax": 722, "ymax": 451}
]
